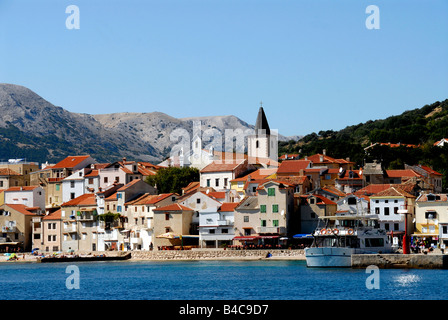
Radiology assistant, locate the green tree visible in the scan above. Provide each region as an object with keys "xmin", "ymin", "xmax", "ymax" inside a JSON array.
[{"xmin": 146, "ymin": 166, "xmax": 199, "ymax": 194}]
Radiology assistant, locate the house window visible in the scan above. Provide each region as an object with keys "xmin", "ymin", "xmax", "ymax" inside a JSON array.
[
  {"xmin": 260, "ymin": 205, "xmax": 266, "ymax": 213},
  {"xmin": 215, "ymin": 179, "xmax": 219, "ymax": 187},
  {"xmin": 244, "ymin": 229, "xmax": 251, "ymax": 236},
  {"xmin": 375, "ymin": 207, "xmax": 380, "ymax": 214},
  {"xmin": 117, "ymin": 205, "xmax": 122, "ymax": 212},
  {"xmin": 394, "ymin": 223, "xmax": 399, "ymax": 231},
  {"xmin": 273, "ymin": 220, "xmax": 279, "ymax": 227},
  {"xmin": 425, "ymin": 211, "xmax": 437, "ymax": 219},
  {"xmin": 207, "ymin": 179, "xmax": 211, "ymax": 187},
  {"xmin": 348, "ymin": 197, "xmax": 357, "ymax": 205},
  {"xmin": 272, "ymin": 204, "xmax": 279, "ymax": 213},
  {"xmin": 197, "ymin": 198, "xmax": 201, "ymax": 204},
  {"xmin": 261, "ymin": 220, "xmax": 266, "ymax": 227},
  {"xmin": 209, "ymin": 229, "xmax": 215, "ymax": 234},
  {"xmin": 244, "ymin": 216, "xmax": 249, "ymax": 222},
  {"xmin": 115, "ymin": 176, "xmax": 120, "ymax": 182},
  {"xmin": 70, "ymin": 193, "xmax": 75, "ymax": 200},
  {"xmin": 256, "ymin": 140, "xmax": 259, "ymax": 148},
  {"xmin": 224, "ymin": 178, "xmax": 228, "ymax": 188},
  {"xmin": 70, "ymin": 181, "xmax": 75, "ymax": 188},
  {"xmin": 443, "ymin": 226, "xmax": 448, "ymax": 234},
  {"xmin": 394, "ymin": 207, "xmax": 399, "ymax": 214},
  {"xmin": 222, "ymin": 229, "xmax": 228, "ymax": 234},
  {"xmin": 309, "ymin": 198, "xmax": 315, "ymax": 204},
  {"xmin": 165, "ymin": 227, "xmax": 170, "ymax": 233},
  {"xmin": 384, "ymin": 223, "xmax": 390, "ymax": 231},
  {"xmin": 55, "ymin": 184, "xmax": 60, "ymax": 191},
  {"xmin": 165, "ymin": 213, "xmax": 170, "ymax": 221},
  {"xmin": 104, "ymin": 177, "xmax": 108, "ymax": 183},
  {"xmin": 384, "ymin": 207, "xmax": 390, "ymax": 215},
  {"xmin": 88, "ymin": 178, "xmax": 94, "ymax": 185}
]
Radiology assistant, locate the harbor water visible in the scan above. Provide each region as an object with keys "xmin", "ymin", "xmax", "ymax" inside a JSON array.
[{"xmin": 1, "ymin": 260, "xmax": 448, "ymax": 300}]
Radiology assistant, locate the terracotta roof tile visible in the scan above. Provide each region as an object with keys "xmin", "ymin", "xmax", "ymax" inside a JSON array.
[
  {"xmin": 153, "ymin": 203, "xmax": 193, "ymax": 211},
  {"xmin": 277, "ymin": 160, "xmax": 311, "ymax": 174},
  {"xmin": 200, "ymin": 159, "xmax": 247, "ymax": 173},
  {"xmin": 61, "ymin": 193, "xmax": 96, "ymax": 207},
  {"xmin": 219, "ymin": 202, "xmax": 240, "ymax": 212},
  {"xmin": 0, "ymin": 168, "xmax": 21, "ymax": 176},
  {"xmin": 51, "ymin": 155, "xmax": 92, "ymax": 169}
]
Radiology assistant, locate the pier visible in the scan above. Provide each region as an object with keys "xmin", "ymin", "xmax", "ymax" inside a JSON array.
[{"xmin": 351, "ymin": 254, "xmax": 448, "ymax": 269}]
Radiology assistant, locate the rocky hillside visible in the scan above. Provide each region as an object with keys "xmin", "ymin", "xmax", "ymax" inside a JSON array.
[{"xmin": 0, "ymin": 83, "xmax": 296, "ymax": 164}]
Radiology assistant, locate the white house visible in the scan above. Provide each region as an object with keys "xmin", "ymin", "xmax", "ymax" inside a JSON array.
[
  {"xmin": 200, "ymin": 159, "xmax": 255, "ymax": 191},
  {"xmin": 336, "ymin": 195, "xmax": 369, "ymax": 215},
  {"xmin": 3, "ymin": 186, "xmax": 45, "ymax": 211},
  {"xmin": 369, "ymin": 187, "xmax": 415, "ymax": 239}
]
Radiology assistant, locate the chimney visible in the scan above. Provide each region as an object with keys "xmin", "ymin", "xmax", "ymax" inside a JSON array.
[
  {"xmin": 319, "ymin": 155, "xmax": 324, "ymax": 162},
  {"xmin": 323, "ymin": 149, "xmax": 326, "ymax": 155},
  {"xmin": 122, "ymin": 157, "xmax": 127, "ymax": 163}
]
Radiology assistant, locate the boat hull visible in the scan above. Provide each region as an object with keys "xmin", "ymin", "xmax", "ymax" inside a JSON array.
[{"xmin": 305, "ymin": 247, "xmax": 354, "ymax": 268}]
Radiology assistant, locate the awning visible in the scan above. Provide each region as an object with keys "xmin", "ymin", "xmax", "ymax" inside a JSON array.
[
  {"xmin": 176, "ymin": 235, "xmax": 199, "ymax": 239},
  {"xmin": 156, "ymin": 232, "xmax": 178, "ymax": 239},
  {"xmin": 293, "ymin": 234, "xmax": 313, "ymax": 239},
  {"xmin": 233, "ymin": 236, "xmax": 259, "ymax": 241}
]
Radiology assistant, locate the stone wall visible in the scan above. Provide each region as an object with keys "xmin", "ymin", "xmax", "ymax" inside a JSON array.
[
  {"xmin": 352, "ymin": 254, "xmax": 448, "ymax": 269},
  {"xmin": 130, "ymin": 249, "xmax": 305, "ymax": 260}
]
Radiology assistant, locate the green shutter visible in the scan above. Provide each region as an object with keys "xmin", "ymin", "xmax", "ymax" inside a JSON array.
[
  {"xmin": 272, "ymin": 204, "xmax": 279, "ymax": 213},
  {"xmin": 268, "ymin": 188, "xmax": 275, "ymax": 196},
  {"xmin": 260, "ymin": 205, "xmax": 266, "ymax": 213}
]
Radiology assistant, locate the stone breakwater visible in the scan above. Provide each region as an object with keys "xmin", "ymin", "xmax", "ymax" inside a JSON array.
[
  {"xmin": 352, "ymin": 254, "xmax": 448, "ymax": 269},
  {"xmin": 130, "ymin": 249, "xmax": 305, "ymax": 261}
]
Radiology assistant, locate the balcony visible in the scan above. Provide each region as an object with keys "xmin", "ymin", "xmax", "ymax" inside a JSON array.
[
  {"xmin": 257, "ymin": 226, "xmax": 286, "ymax": 234},
  {"xmin": 217, "ymin": 219, "xmax": 233, "ymax": 226}
]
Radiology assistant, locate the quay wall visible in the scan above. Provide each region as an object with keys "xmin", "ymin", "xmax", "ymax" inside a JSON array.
[
  {"xmin": 352, "ymin": 254, "xmax": 448, "ymax": 269},
  {"xmin": 130, "ymin": 249, "xmax": 305, "ymax": 260}
]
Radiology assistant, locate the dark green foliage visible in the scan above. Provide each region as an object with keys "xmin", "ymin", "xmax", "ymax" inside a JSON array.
[
  {"xmin": 279, "ymin": 99, "xmax": 448, "ymax": 191},
  {"xmin": 145, "ymin": 166, "xmax": 199, "ymax": 194}
]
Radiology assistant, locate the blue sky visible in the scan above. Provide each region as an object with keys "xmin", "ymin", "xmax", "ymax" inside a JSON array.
[{"xmin": 0, "ymin": 0, "xmax": 447, "ymax": 137}]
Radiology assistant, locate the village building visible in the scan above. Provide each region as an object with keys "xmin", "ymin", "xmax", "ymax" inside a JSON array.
[
  {"xmin": 30, "ymin": 155, "xmax": 96, "ymax": 209},
  {"xmin": 0, "ymin": 203, "xmax": 42, "ymax": 252},
  {"xmin": 414, "ymin": 193, "xmax": 448, "ymax": 250},
  {"xmin": 122, "ymin": 193, "xmax": 178, "ymax": 250},
  {"xmin": 153, "ymin": 204, "xmax": 197, "ymax": 250},
  {"xmin": 37, "ymin": 209, "xmax": 62, "ymax": 253},
  {"xmin": 60, "ymin": 193, "xmax": 98, "ymax": 252},
  {"xmin": 2, "ymin": 186, "xmax": 45, "ymax": 211},
  {"xmin": 296, "ymin": 194, "xmax": 337, "ymax": 235},
  {"xmin": 0, "ymin": 159, "xmax": 40, "ymax": 188},
  {"xmin": 199, "ymin": 159, "xmax": 255, "ymax": 190},
  {"xmin": 369, "ymin": 187, "xmax": 416, "ymax": 245}
]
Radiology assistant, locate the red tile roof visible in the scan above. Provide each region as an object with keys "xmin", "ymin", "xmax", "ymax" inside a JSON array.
[
  {"xmin": 52, "ymin": 155, "xmax": 92, "ymax": 169},
  {"xmin": 43, "ymin": 209, "xmax": 62, "ymax": 220},
  {"xmin": 125, "ymin": 193, "xmax": 175, "ymax": 205},
  {"xmin": 219, "ymin": 202, "xmax": 240, "ymax": 212},
  {"xmin": 153, "ymin": 203, "xmax": 193, "ymax": 211},
  {"xmin": 386, "ymin": 170, "xmax": 422, "ymax": 178},
  {"xmin": 303, "ymin": 154, "xmax": 354, "ymax": 165},
  {"xmin": 370, "ymin": 187, "xmax": 415, "ymax": 198},
  {"xmin": 4, "ymin": 186, "xmax": 40, "ymax": 192},
  {"xmin": 117, "ymin": 178, "xmax": 144, "ymax": 191},
  {"xmin": 200, "ymin": 160, "xmax": 247, "ymax": 173},
  {"xmin": 277, "ymin": 160, "xmax": 311, "ymax": 174},
  {"xmin": 61, "ymin": 193, "xmax": 96, "ymax": 207},
  {"xmin": 3, "ymin": 204, "xmax": 36, "ymax": 216},
  {"xmin": 0, "ymin": 168, "xmax": 21, "ymax": 176}
]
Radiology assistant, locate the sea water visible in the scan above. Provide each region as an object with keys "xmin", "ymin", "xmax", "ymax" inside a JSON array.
[{"xmin": 1, "ymin": 260, "xmax": 447, "ymax": 300}]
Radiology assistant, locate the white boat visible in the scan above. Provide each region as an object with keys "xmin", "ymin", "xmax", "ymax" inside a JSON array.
[{"xmin": 305, "ymin": 214, "xmax": 394, "ymax": 268}]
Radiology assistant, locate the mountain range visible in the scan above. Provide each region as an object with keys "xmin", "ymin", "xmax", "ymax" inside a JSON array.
[{"xmin": 0, "ymin": 83, "xmax": 299, "ymax": 164}]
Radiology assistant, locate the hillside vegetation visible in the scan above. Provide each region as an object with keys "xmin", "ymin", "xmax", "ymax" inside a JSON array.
[{"xmin": 279, "ymin": 99, "xmax": 448, "ymax": 190}]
